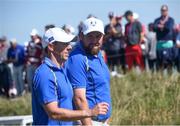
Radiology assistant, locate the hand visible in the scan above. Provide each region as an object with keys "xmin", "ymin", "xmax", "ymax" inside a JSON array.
[
  {"xmin": 160, "ymin": 20, "xmax": 164, "ymax": 25},
  {"xmin": 27, "ymin": 61, "xmax": 31, "ymax": 65},
  {"xmin": 91, "ymin": 102, "xmax": 109, "ymax": 117},
  {"xmin": 25, "ymin": 61, "xmax": 31, "ymax": 68},
  {"xmin": 158, "ymin": 24, "xmax": 164, "ymax": 29},
  {"xmin": 140, "ymin": 37, "xmax": 144, "ymax": 43}
]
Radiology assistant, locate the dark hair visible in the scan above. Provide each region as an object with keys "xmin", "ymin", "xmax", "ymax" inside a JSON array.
[
  {"xmin": 45, "ymin": 24, "xmax": 55, "ymax": 31},
  {"xmin": 108, "ymin": 11, "xmax": 114, "ymax": 19},
  {"xmin": 148, "ymin": 23, "xmax": 154, "ymax": 31},
  {"xmin": 87, "ymin": 14, "xmax": 96, "ymax": 19},
  {"xmin": 124, "ymin": 10, "xmax": 133, "ymax": 18}
]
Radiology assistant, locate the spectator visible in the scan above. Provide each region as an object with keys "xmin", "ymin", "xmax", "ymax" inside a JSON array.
[
  {"xmin": 142, "ymin": 24, "xmax": 149, "ymax": 69},
  {"xmin": 7, "ymin": 39, "xmax": 25, "ymax": 96},
  {"xmin": 116, "ymin": 15, "xmax": 126, "ymax": 74},
  {"xmin": 153, "ymin": 5, "xmax": 175, "ymax": 73},
  {"xmin": 0, "ymin": 37, "xmax": 13, "ymax": 97},
  {"xmin": 104, "ymin": 12, "xmax": 123, "ymax": 73},
  {"xmin": 146, "ymin": 23, "xmax": 157, "ymax": 72},
  {"xmin": 124, "ymin": 10, "xmax": 144, "ymax": 71},
  {"xmin": 25, "ymin": 29, "xmax": 43, "ymax": 92},
  {"xmin": 62, "ymin": 24, "xmax": 75, "ymax": 35},
  {"xmin": 133, "ymin": 12, "xmax": 148, "ymax": 67}
]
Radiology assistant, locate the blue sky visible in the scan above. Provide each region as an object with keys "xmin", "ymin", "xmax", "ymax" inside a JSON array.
[{"xmin": 0, "ymin": 0, "xmax": 180, "ymax": 44}]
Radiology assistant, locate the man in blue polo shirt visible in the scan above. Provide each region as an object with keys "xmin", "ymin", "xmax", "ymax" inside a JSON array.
[
  {"xmin": 7, "ymin": 39, "xmax": 25, "ymax": 96},
  {"xmin": 67, "ymin": 17, "xmax": 112, "ymax": 125},
  {"xmin": 32, "ymin": 27, "xmax": 109, "ymax": 125}
]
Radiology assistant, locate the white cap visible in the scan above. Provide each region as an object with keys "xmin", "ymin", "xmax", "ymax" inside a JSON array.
[
  {"xmin": 82, "ymin": 17, "xmax": 104, "ymax": 35},
  {"xmin": 30, "ymin": 29, "xmax": 38, "ymax": 36},
  {"xmin": 10, "ymin": 38, "xmax": 17, "ymax": 43},
  {"xmin": 133, "ymin": 12, "xmax": 139, "ymax": 20},
  {"xmin": 43, "ymin": 27, "xmax": 75, "ymax": 48}
]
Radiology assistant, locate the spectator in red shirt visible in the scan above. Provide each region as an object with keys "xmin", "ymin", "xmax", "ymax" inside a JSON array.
[
  {"xmin": 124, "ymin": 10, "xmax": 144, "ymax": 71},
  {"xmin": 25, "ymin": 29, "xmax": 43, "ymax": 92}
]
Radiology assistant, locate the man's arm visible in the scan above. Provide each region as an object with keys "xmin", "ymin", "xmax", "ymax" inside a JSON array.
[
  {"xmin": 137, "ymin": 22, "xmax": 144, "ymax": 43},
  {"xmin": 43, "ymin": 101, "xmax": 109, "ymax": 121},
  {"xmin": 164, "ymin": 18, "xmax": 174, "ymax": 32},
  {"xmin": 73, "ymin": 88, "xmax": 92, "ymax": 125},
  {"xmin": 153, "ymin": 18, "xmax": 160, "ymax": 31}
]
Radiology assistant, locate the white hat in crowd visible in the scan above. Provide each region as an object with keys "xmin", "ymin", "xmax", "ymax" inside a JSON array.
[
  {"xmin": 10, "ymin": 38, "xmax": 17, "ymax": 43},
  {"xmin": 30, "ymin": 29, "xmax": 39, "ymax": 36},
  {"xmin": 133, "ymin": 12, "xmax": 139, "ymax": 20},
  {"xmin": 82, "ymin": 17, "xmax": 104, "ymax": 35},
  {"xmin": 43, "ymin": 27, "xmax": 75, "ymax": 48}
]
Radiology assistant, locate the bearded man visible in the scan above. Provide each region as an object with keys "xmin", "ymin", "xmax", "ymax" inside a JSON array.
[{"xmin": 66, "ymin": 17, "xmax": 112, "ymax": 126}]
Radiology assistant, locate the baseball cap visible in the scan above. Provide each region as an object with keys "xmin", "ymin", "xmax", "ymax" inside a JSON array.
[
  {"xmin": 124, "ymin": 10, "xmax": 133, "ymax": 18},
  {"xmin": 43, "ymin": 27, "xmax": 75, "ymax": 48},
  {"xmin": 30, "ymin": 29, "xmax": 39, "ymax": 36},
  {"xmin": 82, "ymin": 17, "xmax": 104, "ymax": 35},
  {"xmin": 10, "ymin": 38, "xmax": 17, "ymax": 43},
  {"xmin": 133, "ymin": 12, "xmax": 139, "ymax": 20}
]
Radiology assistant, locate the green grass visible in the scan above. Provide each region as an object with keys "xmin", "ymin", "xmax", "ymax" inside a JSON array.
[
  {"xmin": 111, "ymin": 71, "xmax": 180, "ymax": 125},
  {"xmin": 0, "ymin": 71, "xmax": 179, "ymax": 125},
  {"xmin": 0, "ymin": 93, "xmax": 31, "ymax": 116}
]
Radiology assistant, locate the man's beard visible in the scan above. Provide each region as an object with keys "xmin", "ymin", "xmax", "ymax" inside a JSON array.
[{"xmin": 85, "ymin": 44, "xmax": 100, "ymax": 55}]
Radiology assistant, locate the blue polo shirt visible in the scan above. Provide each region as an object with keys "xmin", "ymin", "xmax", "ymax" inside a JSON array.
[
  {"xmin": 66, "ymin": 42, "xmax": 112, "ymax": 121},
  {"xmin": 7, "ymin": 45, "xmax": 25, "ymax": 67},
  {"xmin": 32, "ymin": 57, "xmax": 73, "ymax": 125}
]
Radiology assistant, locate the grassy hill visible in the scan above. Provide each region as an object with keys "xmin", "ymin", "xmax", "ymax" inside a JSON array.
[{"xmin": 0, "ymin": 71, "xmax": 179, "ymax": 125}]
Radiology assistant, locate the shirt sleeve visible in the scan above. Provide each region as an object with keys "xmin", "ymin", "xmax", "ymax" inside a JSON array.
[
  {"xmin": 136, "ymin": 21, "xmax": 142, "ymax": 33},
  {"xmin": 164, "ymin": 18, "xmax": 174, "ymax": 32},
  {"xmin": 153, "ymin": 18, "xmax": 160, "ymax": 31},
  {"xmin": 33, "ymin": 71, "xmax": 58, "ymax": 105},
  {"xmin": 67, "ymin": 55, "xmax": 87, "ymax": 89}
]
